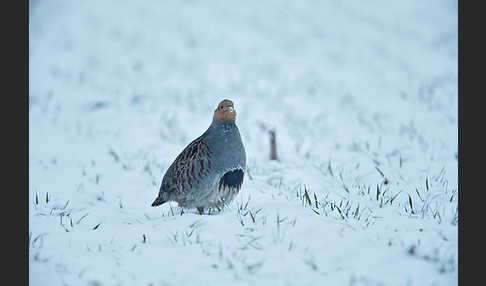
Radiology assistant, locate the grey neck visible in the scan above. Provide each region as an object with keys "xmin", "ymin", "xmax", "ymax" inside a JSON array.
[{"xmin": 209, "ymin": 119, "xmax": 237, "ymax": 132}]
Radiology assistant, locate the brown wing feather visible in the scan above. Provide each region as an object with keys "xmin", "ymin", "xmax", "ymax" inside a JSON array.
[{"xmin": 159, "ymin": 136, "xmax": 213, "ymax": 197}]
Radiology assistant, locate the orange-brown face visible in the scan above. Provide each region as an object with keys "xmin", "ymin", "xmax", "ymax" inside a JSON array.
[{"xmin": 214, "ymin": 99, "xmax": 236, "ymax": 123}]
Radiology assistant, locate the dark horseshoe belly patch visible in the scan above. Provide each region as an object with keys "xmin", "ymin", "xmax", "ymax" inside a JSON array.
[{"xmin": 218, "ymin": 169, "xmax": 244, "ymax": 191}]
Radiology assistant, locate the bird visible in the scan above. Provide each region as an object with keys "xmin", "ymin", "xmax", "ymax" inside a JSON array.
[{"xmin": 151, "ymin": 99, "xmax": 246, "ymax": 215}]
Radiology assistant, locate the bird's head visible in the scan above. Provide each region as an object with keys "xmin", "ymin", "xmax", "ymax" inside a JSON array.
[{"xmin": 214, "ymin": 99, "xmax": 236, "ymax": 123}]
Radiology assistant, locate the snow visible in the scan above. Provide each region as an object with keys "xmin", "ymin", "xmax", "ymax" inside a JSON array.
[{"xmin": 29, "ymin": 0, "xmax": 458, "ymax": 285}]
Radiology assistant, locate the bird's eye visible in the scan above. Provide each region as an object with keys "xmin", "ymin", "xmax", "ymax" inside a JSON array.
[{"xmin": 220, "ymin": 106, "xmax": 223, "ymax": 109}]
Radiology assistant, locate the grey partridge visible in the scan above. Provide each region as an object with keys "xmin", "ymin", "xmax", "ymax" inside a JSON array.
[{"xmin": 151, "ymin": 99, "xmax": 246, "ymax": 214}]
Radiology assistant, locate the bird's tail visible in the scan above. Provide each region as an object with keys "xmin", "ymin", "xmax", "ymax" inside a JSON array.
[{"xmin": 151, "ymin": 196, "xmax": 167, "ymax": 207}]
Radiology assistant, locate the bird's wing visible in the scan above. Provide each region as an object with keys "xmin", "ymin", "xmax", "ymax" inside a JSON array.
[{"xmin": 160, "ymin": 136, "xmax": 214, "ymax": 195}]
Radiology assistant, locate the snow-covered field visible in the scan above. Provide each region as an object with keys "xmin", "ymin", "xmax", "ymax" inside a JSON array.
[{"xmin": 29, "ymin": 0, "xmax": 458, "ymax": 285}]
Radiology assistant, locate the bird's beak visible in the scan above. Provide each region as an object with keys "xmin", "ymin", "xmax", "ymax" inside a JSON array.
[{"xmin": 226, "ymin": 106, "xmax": 234, "ymax": 112}]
